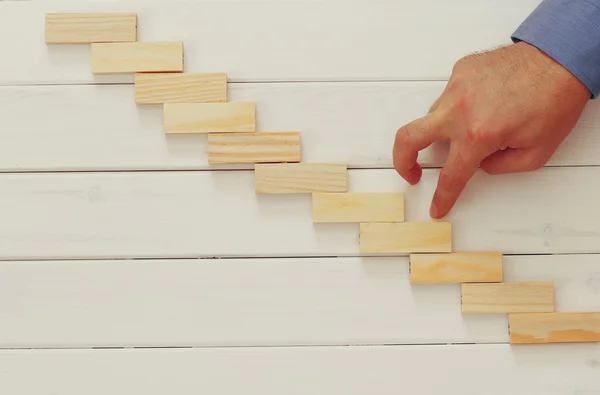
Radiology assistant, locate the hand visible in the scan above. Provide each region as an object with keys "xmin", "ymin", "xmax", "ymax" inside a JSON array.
[{"xmin": 393, "ymin": 42, "xmax": 590, "ymax": 219}]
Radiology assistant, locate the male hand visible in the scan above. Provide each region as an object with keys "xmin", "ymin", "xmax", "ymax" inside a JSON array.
[{"xmin": 393, "ymin": 42, "xmax": 590, "ymax": 219}]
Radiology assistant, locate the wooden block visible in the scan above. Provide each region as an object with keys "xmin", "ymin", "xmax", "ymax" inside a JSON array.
[
  {"xmin": 135, "ymin": 73, "xmax": 227, "ymax": 104},
  {"xmin": 164, "ymin": 103, "xmax": 255, "ymax": 134},
  {"xmin": 461, "ymin": 282, "xmax": 554, "ymax": 314},
  {"xmin": 208, "ymin": 132, "xmax": 300, "ymax": 164},
  {"xmin": 312, "ymin": 192, "xmax": 404, "ymax": 223},
  {"xmin": 410, "ymin": 252, "xmax": 503, "ymax": 284},
  {"xmin": 255, "ymin": 163, "xmax": 347, "ymax": 194},
  {"xmin": 91, "ymin": 42, "xmax": 183, "ymax": 74},
  {"xmin": 359, "ymin": 222, "xmax": 451, "ymax": 254},
  {"xmin": 45, "ymin": 13, "xmax": 137, "ymax": 44},
  {"xmin": 509, "ymin": 312, "xmax": 600, "ymax": 344}
]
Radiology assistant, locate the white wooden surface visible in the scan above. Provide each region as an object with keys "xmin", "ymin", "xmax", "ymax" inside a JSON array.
[
  {"xmin": 0, "ymin": 0, "xmax": 540, "ymax": 84},
  {"xmin": 1, "ymin": 167, "xmax": 599, "ymax": 259},
  {"xmin": 2, "ymin": 0, "xmax": 600, "ymax": 394},
  {"xmin": 2, "ymin": 83, "xmax": 600, "ymax": 171},
  {"xmin": 2, "ymin": 345, "xmax": 600, "ymax": 395},
  {"xmin": 1, "ymin": 255, "xmax": 600, "ymax": 348}
]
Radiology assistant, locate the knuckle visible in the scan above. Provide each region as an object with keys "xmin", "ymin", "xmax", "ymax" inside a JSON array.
[
  {"xmin": 396, "ymin": 117, "xmax": 430, "ymax": 144},
  {"xmin": 449, "ymin": 92, "xmax": 468, "ymax": 113},
  {"xmin": 465, "ymin": 124, "xmax": 486, "ymax": 145},
  {"xmin": 395, "ymin": 125, "xmax": 411, "ymax": 144},
  {"xmin": 451, "ymin": 54, "xmax": 474, "ymax": 76},
  {"xmin": 446, "ymin": 77, "xmax": 460, "ymax": 92},
  {"xmin": 446, "ymin": 74, "xmax": 464, "ymax": 94},
  {"xmin": 453, "ymin": 55, "xmax": 469, "ymax": 71},
  {"xmin": 438, "ymin": 167, "xmax": 464, "ymax": 191}
]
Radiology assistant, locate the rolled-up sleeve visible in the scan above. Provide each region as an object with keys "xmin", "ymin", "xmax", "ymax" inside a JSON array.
[{"xmin": 512, "ymin": 0, "xmax": 600, "ymax": 98}]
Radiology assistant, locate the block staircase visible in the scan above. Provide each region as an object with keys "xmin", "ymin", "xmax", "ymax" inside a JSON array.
[{"xmin": 45, "ymin": 12, "xmax": 600, "ymax": 345}]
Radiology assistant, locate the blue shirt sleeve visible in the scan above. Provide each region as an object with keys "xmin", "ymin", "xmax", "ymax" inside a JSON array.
[{"xmin": 511, "ymin": 0, "xmax": 600, "ymax": 98}]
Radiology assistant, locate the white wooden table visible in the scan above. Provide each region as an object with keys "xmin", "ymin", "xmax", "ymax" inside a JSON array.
[{"xmin": 1, "ymin": 0, "xmax": 599, "ymax": 393}]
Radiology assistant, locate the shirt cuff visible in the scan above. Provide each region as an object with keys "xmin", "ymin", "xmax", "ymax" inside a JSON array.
[{"xmin": 511, "ymin": 0, "xmax": 600, "ymax": 99}]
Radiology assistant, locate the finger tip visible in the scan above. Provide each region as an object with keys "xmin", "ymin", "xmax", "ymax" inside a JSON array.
[
  {"xmin": 400, "ymin": 172, "xmax": 420, "ymax": 185},
  {"xmin": 430, "ymin": 211, "xmax": 443, "ymax": 220},
  {"xmin": 407, "ymin": 166, "xmax": 422, "ymax": 185},
  {"xmin": 430, "ymin": 202, "xmax": 449, "ymax": 219},
  {"xmin": 429, "ymin": 203, "xmax": 440, "ymax": 219}
]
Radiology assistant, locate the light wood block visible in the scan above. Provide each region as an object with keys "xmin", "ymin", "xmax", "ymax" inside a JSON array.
[
  {"xmin": 255, "ymin": 163, "xmax": 347, "ymax": 194},
  {"xmin": 461, "ymin": 282, "xmax": 554, "ymax": 314},
  {"xmin": 91, "ymin": 42, "xmax": 183, "ymax": 74},
  {"xmin": 359, "ymin": 222, "xmax": 451, "ymax": 254},
  {"xmin": 135, "ymin": 73, "xmax": 227, "ymax": 104},
  {"xmin": 509, "ymin": 312, "xmax": 600, "ymax": 344},
  {"xmin": 208, "ymin": 132, "xmax": 300, "ymax": 164},
  {"xmin": 45, "ymin": 13, "xmax": 137, "ymax": 44},
  {"xmin": 164, "ymin": 103, "xmax": 255, "ymax": 134},
  {"xmin": 312, "ymin": 192, "xmax": 404, "ymax": 223},
  {"xmin": 410, "ymin": 252, "xmax": 503, "ymax": 284}
]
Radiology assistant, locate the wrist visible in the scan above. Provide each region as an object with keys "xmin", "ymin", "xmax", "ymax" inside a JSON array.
[{"xmin": 513, "ymin": 41, "xmax": 590, "ymax": 101}]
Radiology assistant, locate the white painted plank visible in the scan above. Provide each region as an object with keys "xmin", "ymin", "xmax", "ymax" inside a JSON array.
[
  {"xmin": 2, "ymin": 82, "xmax": 600, "ymax": 171},
  {"xmin": 1, "ymin": 167, "xmax": 599, "ymax": 259},
  {"xmin": 1, "ymin": 255, "xmax": 599, "ymax": 348},
  {"xmin": 0, "ymin": 257, "xmax": 502, "ymax": 347},
  {"xmin": 0, "ymin": 0, "xmax": 540, "ymax": 85},
  {"xmin": 1, "ymin": 345, "xmax": 599, "ymax": 395}
]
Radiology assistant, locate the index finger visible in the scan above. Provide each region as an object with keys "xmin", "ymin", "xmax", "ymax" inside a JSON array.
[
  {"xmin": 430, "ymin": 142, "xmax": 484, "ymax": 219},
  {"xmin": 393, "ymin": 113, "xmax": 445, "ymax": 185}
]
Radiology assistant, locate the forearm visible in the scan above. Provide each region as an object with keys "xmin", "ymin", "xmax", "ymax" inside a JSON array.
[{"xmin": 511, "ymin": 0, "xmax": 600, "ymax": 98}]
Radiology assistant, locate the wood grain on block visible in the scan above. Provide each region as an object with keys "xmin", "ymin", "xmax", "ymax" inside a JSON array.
[
  {"xmin": 45, "ymin": 13, "xmax": 137, "ymax": 44},
  {"xmin": 255, "ymin": 163, "xmax": 347, "ymax": 194},
  {"xmin": 509, "ymin": 312, "xmax": 600, "ymax": 344},
  {"xmin": 91, "ymin": 42, "xmax": 183, "ymax": 74},
  {"xmin": 410, "ymin": 252, "xmax": 503, "ymax": 284},
  {"xmin": 312, "ymin": 192, "xmax": 404, "ymax": 223},
  {"xmin": 208, "ymin": 132, "xmax": 300, "ymax": 164},
  {"xmin": 461, "ymin": 282, "xmax": 554, "ymax": 314},
  {"xmin": 164, "ymin": 102, "xmax": 255, "ymax": 134},
  {"xmin": 135, "ymin": 73, "xmax": 227, "ymax": 104},
  {"xmin": 359, "ymin": 222, "xmax": 451, "ymax": 254}
]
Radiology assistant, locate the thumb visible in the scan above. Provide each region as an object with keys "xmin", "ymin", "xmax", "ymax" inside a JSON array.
[{"xmin": 480, "ymin": 147, "xmax": 548, "ymax": 175}]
